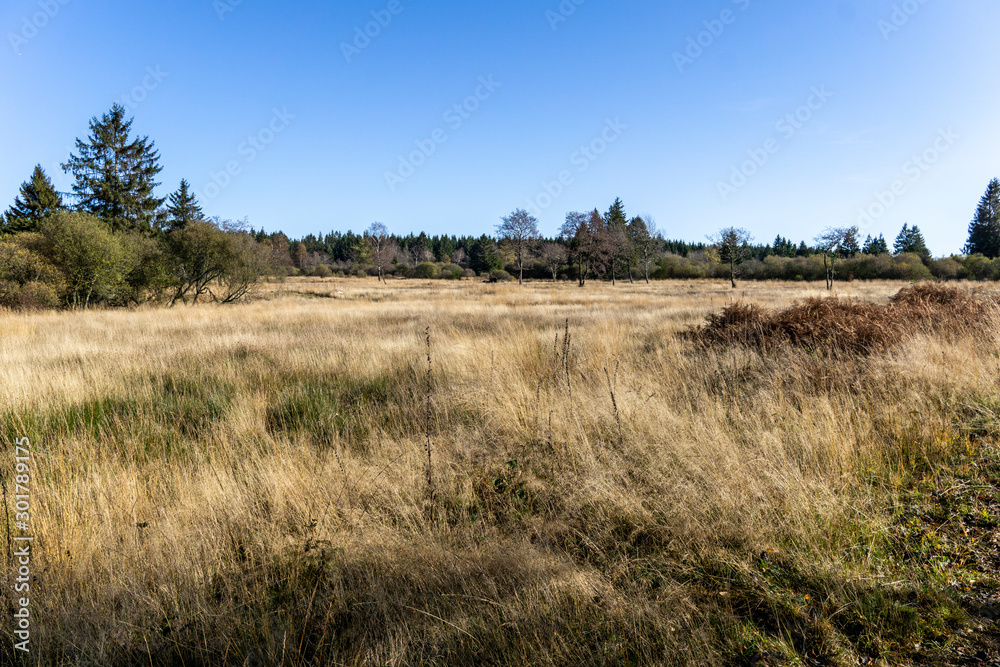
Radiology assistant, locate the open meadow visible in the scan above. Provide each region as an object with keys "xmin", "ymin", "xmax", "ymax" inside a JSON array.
[{"xmin": 2, "ymin": 278, "xmax": 1000, "ymax": 666}]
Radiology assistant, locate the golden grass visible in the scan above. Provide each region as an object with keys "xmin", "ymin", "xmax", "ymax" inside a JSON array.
[{"xmin": 1, "ymin": 278, "xmax": 998, "ymax": 665}]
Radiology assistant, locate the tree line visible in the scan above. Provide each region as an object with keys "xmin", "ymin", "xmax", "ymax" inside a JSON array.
[
  {"xmin": 1, "ymin": 105, "xmax": 275, "ymax": 309},
  {"xmin": 269, "ymin": 190, "xmax": 999, "ymax": 288},
  {"xmin": 5, "ymin": 106, "xmax": 1000, "ymax": 310}
]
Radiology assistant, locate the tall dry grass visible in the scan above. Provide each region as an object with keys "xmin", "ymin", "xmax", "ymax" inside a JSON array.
[{"xmin": 0, "ymin": 278, "xmax": 998, "ymax": 665}]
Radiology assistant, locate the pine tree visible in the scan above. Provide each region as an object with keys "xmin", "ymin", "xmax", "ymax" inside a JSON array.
[
  {"xmin": 469, "ymin": 235, "xmax": 502, "ymax": 275},
  {"xmin": 62, "ymin": 104, "xmax": 165, "ymax": 233},
  {"xmin": 841, "ymin": 227, "xmax": 861, "ymax": 257},
  {"xmin": 964, "ymin": 178, "xmax": 1000, "ymax": 259},
  {"xmin": 893, "ymin": 223, "xmax": 930, "ymax": 258},
  {"xmin": 712, "ymin": 227, "xmax": 753, "ymax": 288},
  {"xmin": 862, "ymin": 234, "xmax": 889, "ymax": 255},
  {"xmin": 603, "ymin": 198, "xmax": 630, "ymax": 285},
  {"xmin": 166, "ymin": 180, "xmax": 204, "ymax": 231},
  {"xmin": 3, "ymin": 165, "xmax": 63, "ymax": 234}
]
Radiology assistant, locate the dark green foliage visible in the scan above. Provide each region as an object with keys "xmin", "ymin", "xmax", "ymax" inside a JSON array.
[
  {"xmin": 893, "ymin": 223, "xmax": 930, "ymax": 259},
  {"xmin": 469, "ymin": 234, "xmax": 502, "ymax": 274},
  {"xmin": 771, "ymin": 235, "xmax": 798, "ymax": 258},
  {"xmin": 713, "ymin": 226, "xmax": 753, "ymax": 288},
  {"xmin": 965, "ymin": 178, "xmax": 1000, "ymax": 259},
  {"xmin": 841, "ymin": 226, "xmax": 861, "ymax": 257},
  {"xmin": 862, "ymin": 234, "xmax": 890, "ymax": 255},
  {"xmin": 166, "ymin": 179, "xmax": 204, "ymax": 231},
  {"xmin": 62, "ymin": 104, "xmax": 165, "ymax": 233},
  {"xmin": 2, "ymin": 164, "xmax": 63, "ymax": 234},
  {"xmin": 603, "ymin": 198, "xmax": 631, "ymax": 284}
]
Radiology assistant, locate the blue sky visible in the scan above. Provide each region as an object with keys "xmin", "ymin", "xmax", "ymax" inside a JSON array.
[{"xmin": 2, "ymin": 0, "xmax": 998, "ymax": 254}]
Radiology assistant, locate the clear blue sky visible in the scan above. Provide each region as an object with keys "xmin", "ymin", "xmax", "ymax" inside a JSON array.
[{"xmin": 2, "ymin": 0, "xmax": 998, "ymax": 254}]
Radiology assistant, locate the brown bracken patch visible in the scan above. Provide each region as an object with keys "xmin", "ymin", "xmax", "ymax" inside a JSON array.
[{"xmin": 687, "ymin": 283, "xmax": 995, "ymax": 355}]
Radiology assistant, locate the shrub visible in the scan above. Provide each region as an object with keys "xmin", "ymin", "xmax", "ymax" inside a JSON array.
[
  {"xmin": 488, "ymin": 270, "xmax": 513, "ymax": 283},
  {"xmin": 414, "ymin": 262, "xmax": 440, "ymax": 279},
  {"xmin": 166, "ymin": 220, "xmax": 273, "ymax": 305},
  {"xmin": 0, "ymin": 279, "xmax": 62, "ymax": 309},
  {"xmin": 0, "ymin": 233, "xmax": 66, "ymax": 310},
  {"xmin": 960, "ymin": 255, "xmax": 1000, "ymax": 281},
  {"xmin": 929, "ymin": 257, "xmax": 962, "ymax": 281},
  {"xmin": 41, "ymin": 211, "xmax": 136, "ymax": 307},
  {"xmin": 442, "ymin": 263, "xmax": 463, "ymax": 280},
  {"xmin": 312, "ymin": 264, "xmax": 333, "ymax": 278}
]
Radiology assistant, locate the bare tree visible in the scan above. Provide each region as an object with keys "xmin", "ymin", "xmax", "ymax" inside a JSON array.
[
  {"xmin": 628, "ymin": 215, "xmax": 660, "ymax": 284},
  {"xmin": 410, "ymin": 245, "xmax": 433, "ymax": 266},
  {"xmin": 540, "ymin": 243, "xmax": 568, "ymax": 282},
  {"xmin": 710, "ymin": 227, "xmax": 753, "ymax": 288},
  {"xmin": 497, "ymin": 208, "xmax": 540, "ymax": 285},
  {"xmin": 815, "ymin": 226, "xmax": 859, "ymax": 290},
  {"xmin": 366, "ymin": 222, "xmax": 394, "ymax": 282}
]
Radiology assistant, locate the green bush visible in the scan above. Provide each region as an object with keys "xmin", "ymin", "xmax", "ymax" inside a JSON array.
[
  {"xmin": 960, "ymin": 255, "xmax": 1000, "ymax": 281},
  {"xmin": 41, "ymin": 211, "xmax": 136, "ymax": 307},
  {"xmin": 414, "ymin": 262, "xmax": 440, "ymax": 279}
]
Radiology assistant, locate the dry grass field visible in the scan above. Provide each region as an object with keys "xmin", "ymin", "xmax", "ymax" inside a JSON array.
[{"xmin": 2, "ymin": 278, "xmax": 1000, "ymax": 666}]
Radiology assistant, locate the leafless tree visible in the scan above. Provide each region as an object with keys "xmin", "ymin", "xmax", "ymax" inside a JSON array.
[
  {"xmin": 540, "ymin": 243, "xmax": 568, "ymax": 282},
  {"xmin": 629, "ymin": 215, "xmax": 660, "ymax": 284},
  {"xmin": 366, "ymin": 222, "xmax": 394, "ymax": 282},
  {"xmin": 815, "ymin": 226, "xmax": 859, "ymax": 290},
  {"xmin": 497, "ymin": 208, "xmax": 540, "ymax": 285}
]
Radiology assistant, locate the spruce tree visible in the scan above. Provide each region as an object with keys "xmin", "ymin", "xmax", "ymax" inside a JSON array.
[
  {"xmin": 862, "ymin": 234, "xmax": 889, "ymax": 255},
  {"xmin": 712, "ymin": 226, "xmax": 753, "ymax": 288},
  {"xmin": 841, "ymin": 227, "xmax": 861, "ymax": 257},
  {"xmin": 893, "ymin": 223, "xmax": 930, "ymax": 258},
  {"xmin": 964, "ymin": 178, "xmax": 1000, "ymax": 258},
  {"xmin": 469, "ymin": 235, "xmax": 502, "ymax": 275},
  {"xmin": 166, "ymin": 179, "xmax": 204, "ymax": 231},
  {"xmin": 62, "ymin": 104, "xmax": 165, "ymax": 233},
  {"xmin": 3, "ymin": 165, "xmax": 63, "ymax": 234}
]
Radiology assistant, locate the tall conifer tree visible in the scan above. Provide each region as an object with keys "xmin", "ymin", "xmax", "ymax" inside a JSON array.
[
  {"xmin": 166, "ymin": 179, "xmax": 204, "ymax": 231},
  {"xmin": 62, "ymin": 104, "xmax": 165, "ymax": 233},
  {"xmin": 893, "ymin": 223, "xmax": 930, "ymax": 258},
  {"xmin": 3, "ymin": 164, "xmax": 63, "ymax": 233},
  {"xmin": 965, "ymin": 178, "xmax": 1000, "ymax": 258}
]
